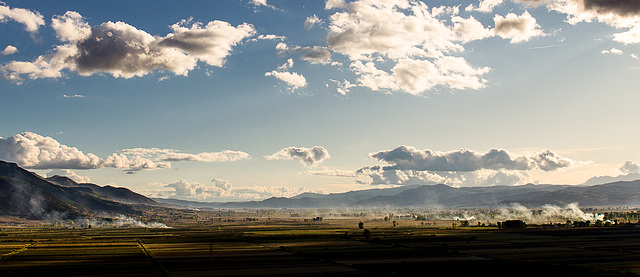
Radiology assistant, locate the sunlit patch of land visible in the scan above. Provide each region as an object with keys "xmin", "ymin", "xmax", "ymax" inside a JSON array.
[{"xmin": 1, "ymin": 206, "xmax": 640, "ymax": 276}]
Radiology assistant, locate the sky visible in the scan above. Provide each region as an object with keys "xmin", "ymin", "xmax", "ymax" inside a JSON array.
[{"xmin": 1, "ymin": 0, "xmax": 640, "ymax": 202}]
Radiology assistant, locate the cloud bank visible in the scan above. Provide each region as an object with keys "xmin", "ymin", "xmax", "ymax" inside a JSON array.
[
  {"xmin": 370, "ymin": 146, "xmax": 575, "ymax": 172},
  {"xmin": 159, "ymin": 178, "xmax": 321, "ymax": 201},
  {"xmin": 310, "ymin": 145, "xmax": 578, "ymax": 187},
  {"xmin": 0, "ymin": 132, "xmax": 249, "ymax": 171}
]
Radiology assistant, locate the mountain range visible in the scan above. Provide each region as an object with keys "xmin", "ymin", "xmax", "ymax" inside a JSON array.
[
  {"xmin": 155, "ymin": 180, "xmax": 640, "ymax": 209},
  {"xmin": 1, "ymin": 160, "xmax": 640, "ymax": 220},
  {"xmin": 0, "ymin": 160, "xmax": 156, "ymax": 219}
]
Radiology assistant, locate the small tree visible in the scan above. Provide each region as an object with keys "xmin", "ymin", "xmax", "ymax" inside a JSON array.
[
  {"xmin": 358, "ymin": 221, "xmax": 364, "ymax": 229},
  {"xmin": 363, "ymin": 229, "xmax": 371, "ymax": 241}
]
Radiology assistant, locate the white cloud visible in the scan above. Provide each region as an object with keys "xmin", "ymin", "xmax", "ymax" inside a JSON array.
[
  {"xmin": 0, "ymin": 132, "xmax": 247, "ymax": 171},
  {"xmin": 329, "ymin": 78, "xmax": 355, "ymax": 95},
  {"xmin": 51, "ymin": 11, "xmax": 91, "ymax": 42},
  {"xmin": 265, "ymin": 146, "xmax": 330, "ymax": 167},
  {"xmin": 0, "ymin": 3, "xmax": 45, "ymax": 34},
  {"xmin": 369, "ymin": 146, "xmax": 576, "ymax": 172},
  {"xmin": 160, "ymin": 150, "xmax": 251, "ymax": 162},
  {"xmin": 494, "ymin": 11, "xmax": 547, "ymax": 43},
  {"xmin": 613, "ymin": 26, "xmax": 640, "ymax": 44},
  {"xmin": 324, "ymin": 0, "xmax": 492, "ymax": 95},
  {"xmin": 249, "ymin": 0, "xmax": 278, "ymax": 10},
  {"xmin": 0, "ymin": 132, "xmax": 103, "ymax": 170},
  {"xmin": 350, "ymin": 57, "xmax": 490, "ymax": 95},
  {"xmin": 1, "ymin": 45, "xmax": 17, "ymax": 55},
  {"xmin": 465, "ymin": 0, "xmax": 504, "ymax": 13},
  {"xmin": 160, "ymin": 179, "xmax": 322, "ymax": 201},
  {"xmin": 62, "ymin": 94, "xmax": 84, "ymax": 98},
  {"xmin": 452, "ymin": 16, "xmax": 493, "ymax": 43},
  {"xmin": 327, "ymin": 0, "xmax": 461, "ymax": 60},
  {"xmin": 258, "ymin": 34, "xmax": 286, "ymax": 40},
  {"xmin": 2, "ymin": 13, "xmax": 256, "ymax": 82},
  {"xmin": 277, "ymin": 58, "xmax": 294, "ymax": 70},
  {"xmin": 265, "ymin": 70, "xmax": 307, "ymax": 90},
  {"xmin": 305, "ymin": 169, "xmax": 357, "ymax": 177},
  {"xmin": 120, "ymin": 147, "xmax": 251, "ymax": 162},
  {"xmin": 601, "ymin": 47, "xmax": 623, "ymax": 54},
  {"xmin": 356, "ymin": 166, "xmax": 532, "ymax": 187},
  {"xmin": 165, "ymin": 179, "xmax": 228, "ymax": 200}
]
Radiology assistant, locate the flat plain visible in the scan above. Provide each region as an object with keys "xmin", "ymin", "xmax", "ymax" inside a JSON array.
[{"xmin": 1, "ymin": 211, "xmax": 640, "ymax": 276}]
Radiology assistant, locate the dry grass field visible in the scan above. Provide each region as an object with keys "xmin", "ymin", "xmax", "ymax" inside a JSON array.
[{"xmin": 1, "ymin": 210, "xmax": 639, "ymax": 276}]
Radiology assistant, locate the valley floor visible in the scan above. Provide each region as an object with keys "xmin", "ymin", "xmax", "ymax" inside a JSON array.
[{"xmin": 1, "ymin": 217, "xmax": 639, "ymax": 276}]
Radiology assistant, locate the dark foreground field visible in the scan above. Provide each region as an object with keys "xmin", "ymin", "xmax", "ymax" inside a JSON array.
[{"xmin": 1, "ymin": 218, "xmax": 639, "ymax": 276}]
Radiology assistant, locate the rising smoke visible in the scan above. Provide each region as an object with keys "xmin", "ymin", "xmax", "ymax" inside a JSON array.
[{"xmin": 439, "ymin": 202, "xmax": 605, "ymax": 224}]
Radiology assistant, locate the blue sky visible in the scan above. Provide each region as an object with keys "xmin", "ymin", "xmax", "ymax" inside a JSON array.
[{"xmin": 2, "ymin": 0, "xmax": 640, "ymax": 202}]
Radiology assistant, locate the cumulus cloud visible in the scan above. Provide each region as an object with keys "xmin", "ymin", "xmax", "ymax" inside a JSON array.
[
  {"xmin": 0, "ymin": 132, "xmax": 248, "ymax": 171},
  {"xmin": 2, "ymin": 13, "xmax": 255, "ymax": 82},
  {"xmin": 370, "ymin": 146, "xmax": 576, "ymax": 172},
  {"xmin": 0, "ymin": 3, "xmax": 45, "ymax": 34},
  {"xmin": 160, "ymin": 179, "xmax": 321, "ymax": 201},
  {"xmin": 0, "ymin": 132, "xmax": 103, "ymax": 170},
  {"xmin": 265, "ymin": 146, "xmax": 330, "ymax": 167},
  {"xmin": 452, "ymin": 16, "xmax": 494, "ymax": 43},
  {"xmin": 165, "ymin": 179, "xmax": 229, "ymax": 200},
  {"xmin": 619, "ymin": 161, "xmax": 640, "ymax": 174},
  {"xmin": 351, "ymin": 57, "xmax": 490, "ymax": 95},
  {"xmin": 494, "ymin": 11, "xmax": 547, "ymax": 43},
  {"xmin": 326, "ymin": 0, "xmax": 461, "ymax": 60},
  {"xmin": 2, "ymin": 45, "xmax": 18, "ymax": 55},
  {"xmin": 356, "ymin": 166, "xmax": 532, "ymax": 187},
  {"xmin": 324, "ymin": 0, "xmax": 492, "ymax": 95},
  {"xmin": 51, "ymin": 11, "xmax": 91, "ymax": 42}
]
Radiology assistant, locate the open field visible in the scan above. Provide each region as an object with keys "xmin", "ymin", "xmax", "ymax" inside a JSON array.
[{"xmin": 1, "ymin": 209, "xmax": 640, "ymax": 276}]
